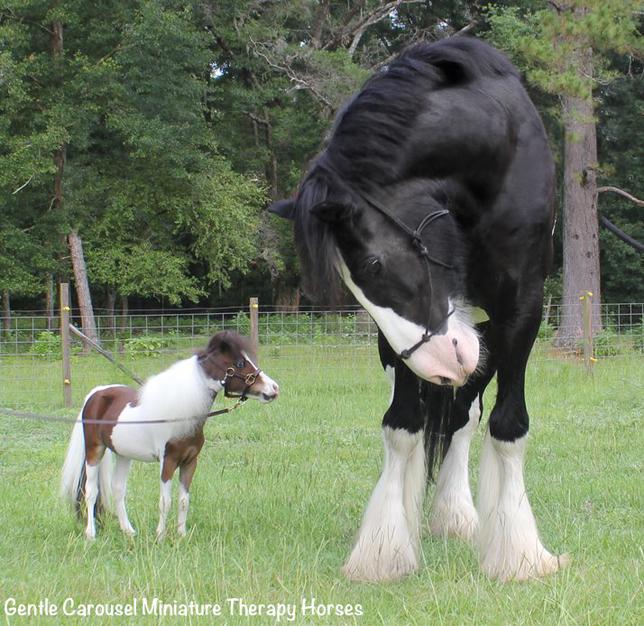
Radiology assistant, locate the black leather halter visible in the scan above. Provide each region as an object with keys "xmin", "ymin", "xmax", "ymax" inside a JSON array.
[{"xmin": 360, "ymin": 191, "xmax": 454, "ymax": 360}]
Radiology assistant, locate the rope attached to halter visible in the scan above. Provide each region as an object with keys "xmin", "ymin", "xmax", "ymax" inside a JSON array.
[
  {"xmin": 0, "ymin": 401, "xmax": 246, "ymax": 425},
  {"xmin": 360, "ymin": 190, "xmax": 454, "ymax": 360}
]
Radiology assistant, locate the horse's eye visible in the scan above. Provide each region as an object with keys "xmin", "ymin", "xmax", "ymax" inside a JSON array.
[
  {"xmin": 364, "ymin": 256, "xmax": 382, "ymax": 275},
  {"xmin": 235, "ymin": 359, "xmax": 245, "ymax": 369}
]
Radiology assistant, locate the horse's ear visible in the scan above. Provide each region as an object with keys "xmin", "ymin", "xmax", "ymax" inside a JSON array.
[
  {"xmin": 267, "ymin": 199, "xmax": 296, "ymax": 220},
  {"xmin": 206, "ymin": 331, "xmax": 233, "ymax": 356},
  {"xmin": 310, "ymin": 201, "xmax": 351, "ymax": 224}
]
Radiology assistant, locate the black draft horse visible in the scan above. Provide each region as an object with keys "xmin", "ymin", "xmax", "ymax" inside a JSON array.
[{"xmin": 269, "ymin": 37, "xmax": 567, "ymax": 582}]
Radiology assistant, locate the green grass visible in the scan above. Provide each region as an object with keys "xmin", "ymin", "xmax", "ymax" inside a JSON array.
[{"xmin": 0, "ymin": 349, "xmax": 642, "ymax": 625}]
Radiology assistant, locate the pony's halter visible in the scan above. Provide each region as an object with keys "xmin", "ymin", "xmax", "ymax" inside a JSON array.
[
  {"xmin": 220, "ymin": 364, "xmax": 262, "ymax": 400},
  {"xmin": 360, "ymin": 191, "xmax": 454, "ymax": 360}
]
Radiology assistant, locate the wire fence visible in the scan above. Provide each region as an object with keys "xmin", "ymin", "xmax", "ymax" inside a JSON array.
[{"xmin": 1, "ymin": 302, "xmax": 642, "ymax": 411}]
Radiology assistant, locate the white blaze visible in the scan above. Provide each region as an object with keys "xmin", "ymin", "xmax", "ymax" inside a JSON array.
[{"xmin": 338, "ymin": 260, "xmax": 479, "ymax": 385}]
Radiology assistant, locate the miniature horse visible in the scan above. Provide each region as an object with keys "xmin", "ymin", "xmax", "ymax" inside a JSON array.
[
  {"xmin": 270, "ymin": 37, "xmax": 566, "ymax": 582},
  {"xmin": 61, "ymin": 331, "xmax": 279, "ymax": 540}
]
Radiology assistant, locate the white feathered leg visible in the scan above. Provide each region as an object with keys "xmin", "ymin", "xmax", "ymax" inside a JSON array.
[
  {"xmin": 429, "ymin": 398, "xmax": 480, "ymax": 541},
  {"xmin": 477, "ymin": 430, "xmax": 568, "ymax": 581},
  {"xmin": 343, "ymin": 426, "xmax": 425, "ymax": 582}
]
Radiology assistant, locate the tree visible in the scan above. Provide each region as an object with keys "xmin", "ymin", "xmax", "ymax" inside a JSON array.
[
  {"xmin": 201, "ymin": 0, "xmax": 479, "ymax": 305},
  {"xmin": 1, "ymin": 1, "xmax": 265, "ymax": 315},
  {"xmin": 486, "ymin": 0, "xmax": 641, "ymax": 346}
]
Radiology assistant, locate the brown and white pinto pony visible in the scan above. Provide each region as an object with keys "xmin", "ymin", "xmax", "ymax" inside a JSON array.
[{"xmin": 61, "ymin": 331, "xmax": 279, "ymax": 540}]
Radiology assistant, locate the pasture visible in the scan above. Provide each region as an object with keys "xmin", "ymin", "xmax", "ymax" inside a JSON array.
[{"xmin": 0, "ymin": 347, "xmax": 642, "ymax": 625}]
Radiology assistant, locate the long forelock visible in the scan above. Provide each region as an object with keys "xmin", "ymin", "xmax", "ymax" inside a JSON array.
[{"xmin": 294, "ymin": 168, "xmax": 344, "ymax": 304}]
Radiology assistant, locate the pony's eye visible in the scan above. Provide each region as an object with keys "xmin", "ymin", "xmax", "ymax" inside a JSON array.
[
  {"xmin": 235, "ymin": 359, "xmax": 245, "ymax": 369},
  {"xmin": 364, "ymin": 256, "xmax": 382, "ymax": 275}
]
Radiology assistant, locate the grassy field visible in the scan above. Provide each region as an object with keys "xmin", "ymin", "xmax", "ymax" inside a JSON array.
[{"xmin": 0, "ymin": 347, "xmax": 642, "ymax": 625}]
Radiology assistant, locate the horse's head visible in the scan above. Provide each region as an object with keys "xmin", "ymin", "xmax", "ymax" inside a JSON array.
[
  {"xmin": 198, "ymin": 331, "xmax": 279, "ymax": 402},
  {"xmin": 269, "ymin": 177, "xmax": 479, "ymax": 387}
]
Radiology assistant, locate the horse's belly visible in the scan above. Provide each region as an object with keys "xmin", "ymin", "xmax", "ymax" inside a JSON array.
[{"xmin": 110, "ymin": 422, "xmax": 164, "ymax": 462}]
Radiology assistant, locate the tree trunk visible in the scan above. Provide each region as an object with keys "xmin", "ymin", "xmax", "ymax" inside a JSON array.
[
  {"xmin": 105, "ymin": 289, "xmax": 117, "ymax": 335},
  {"xmin": 68, "ymin": 230, "xmax": 99, "ymax": 349},
  {"xmin": 45, "ymin": 274, "xmax": 55, "ymax": 330},
  {"xmin": 555, "ymin": 34, "xmax": 602, "ymax": 348},
  {"xmin": 2, "ymin": 290, "xmax": 10, "ymax": 336}
]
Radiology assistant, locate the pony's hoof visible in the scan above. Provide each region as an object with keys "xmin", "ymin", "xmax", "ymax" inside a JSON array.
[
  {"xmin": 85, "ymin": 531, "xmax": 96, "ymax": 541},
  {"xmin": 156, "ymin": 530, "xmax": 166, "ymax": 542},
  {"xmin": 177, "ymin": 527, "xmax": 187, "ymax": 538},
  {"xmin": 122, "ymin": 527, "xmax": 136, "ymax": 538}
]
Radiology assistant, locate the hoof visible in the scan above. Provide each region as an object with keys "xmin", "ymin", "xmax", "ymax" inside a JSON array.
[
  {"xmin": 482, "ymin": 548, "xmax": 570, "ymax": 582},
  {"xmin": 429, "ymin": 503, "xmax": 478, "ymax": 542},
  {"xmin": 342, "ymin": 539, "xmax": 418, "ymax": 583}
]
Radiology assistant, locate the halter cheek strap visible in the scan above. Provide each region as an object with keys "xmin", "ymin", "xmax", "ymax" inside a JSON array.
[
  {"xmin": 360, "ymin": 191, "xmax": 454, "ymax": 360},
  {"xmin": 220, "ymin": 367, "xmax": 262, "ymax": 400}
]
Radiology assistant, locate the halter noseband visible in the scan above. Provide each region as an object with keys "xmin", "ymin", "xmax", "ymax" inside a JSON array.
[
  {"xmin": 360, "ymin": 191, "xmax": 454, "ymax": 361},
  {"xmin": 220, "ymin": 365, "xmax": 262, "ymax": 400}
]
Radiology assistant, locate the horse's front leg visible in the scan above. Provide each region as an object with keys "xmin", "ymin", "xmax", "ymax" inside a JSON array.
[
  {"xmin": 156, "ymin": 453, "xmax": 178, "ymax": 541},
  {"xmin": 343, "ymin": 337, "xmax": 425, "ymax": 582},
  {"xmin": 477, "ymin": 299, "xmax": 568, "ymax": 581},
  {"xmin": 177, "ymin": 437, "xmax": 203, "ymax": 537}
]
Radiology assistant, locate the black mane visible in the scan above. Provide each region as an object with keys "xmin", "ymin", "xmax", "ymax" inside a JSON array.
[{"xmin": 294, "ymin": 37, "xmax": 518, "ymax": 302}]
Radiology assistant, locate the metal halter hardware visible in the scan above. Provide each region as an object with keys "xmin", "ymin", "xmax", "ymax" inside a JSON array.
[
  {"xmin": 360, "ymin": 191, "xmax": 454, "ymax": 361},
  {"xmin": 220, "ymin": 365, "xmax": 261, "ymax": 400}
]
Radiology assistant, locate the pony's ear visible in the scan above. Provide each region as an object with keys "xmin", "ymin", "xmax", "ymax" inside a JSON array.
[
  {"xmin": 310, "ymin": 201, "xmax": 352, "ymax": 224},
  {"xmin": 206, "ymin": 331, "xmax": 233, "ymax": 356},
  {"xmin": 267, "ymin": 199, "xmax": 296, "ymax": 220}
]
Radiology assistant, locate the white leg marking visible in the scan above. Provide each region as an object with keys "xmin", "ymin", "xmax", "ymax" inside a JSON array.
[
  {"xmin": 477, "ymin": 430, "xmax": 568, "ymax": 581},
  {"xmin": 429, "ymin": 397, "xmax": 480, "ymax": 541},
  {"xmin": 84, "ymin": 464, "xmax": 100, "ymax": 540},
  {"xmin": 112, "ymin": 456, "xmax": 135, "ymax": 536},
  {"xmin": 156, "ymin": 479, "xmax": 172, "ymax": 541},
  {"xmin": 177, "ymin": 482, "xmax": 190, "ymax": 537},
  {"xmin": 343, "ymin": 426, "xmax": 425, "ymax": 582}
]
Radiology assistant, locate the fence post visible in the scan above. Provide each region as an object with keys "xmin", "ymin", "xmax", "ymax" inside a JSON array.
[
  {"xmin": 60, "ymin": 283, "xmax": 72, "ymax": 407},
  {"xmin": 249, "ymin": 297, "xmax": 259, "ymax": 355},
  {"xmin": 581, "ymin": 291, "xmax": 595, "ymax": 375}
]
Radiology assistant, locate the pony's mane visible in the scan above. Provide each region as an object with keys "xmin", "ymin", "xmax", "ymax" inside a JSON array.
[{"xmin": 296, "ymin": 37, "xmax": 516, "ymax": 302}]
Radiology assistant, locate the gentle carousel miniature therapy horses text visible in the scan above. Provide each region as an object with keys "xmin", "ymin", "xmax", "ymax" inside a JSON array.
[
  {"xmin": 61, "ymin": 331, "xmax": 279, "ymax": 540},
  {"xmin": 270, "ymin": 38, "xmax": 567, "ymax": 582}
]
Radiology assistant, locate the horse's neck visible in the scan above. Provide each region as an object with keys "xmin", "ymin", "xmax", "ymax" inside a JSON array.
[{"xmin": 137, "ymin": 356, "xmax": 213, "ymax": 421}]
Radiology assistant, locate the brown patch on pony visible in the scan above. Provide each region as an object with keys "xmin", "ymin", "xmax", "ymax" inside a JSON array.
[
  {"xmin": 82, "ymin": 385, "xmax": 138, "ymax": 465},
  {"xmin": 76, "ymin": 385, "xmax": 138, "ymax": 519},
  {"xmin": 161, "ymin": 431, "xmax": 205, "ymax": 484}
]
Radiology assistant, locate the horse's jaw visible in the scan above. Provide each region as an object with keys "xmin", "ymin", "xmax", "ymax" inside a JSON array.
[{"xmin": 339, "ymin": 262, "xmax": 479, "ymax": 386}]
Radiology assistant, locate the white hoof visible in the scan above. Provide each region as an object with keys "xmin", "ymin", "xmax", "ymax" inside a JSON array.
[
  {"xmin": 429, "ymin": 500, "xmax": 478, "ymax": 542},
  {"xmin": 342, "ymin": 532, "xmax": 419, "ymax": 582},
  {"xmin": 480, "ymin": 542, "xmax": 569, "ymax": 582}
]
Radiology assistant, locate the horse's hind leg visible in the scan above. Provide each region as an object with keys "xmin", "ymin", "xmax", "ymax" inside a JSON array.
[
  {"xmin": 112, "ymin": 455, "xmax": 135, "ymax": 536},
  {"xmin": 430, "ymin": 326, "xmax": 497, "ymax": 541}
]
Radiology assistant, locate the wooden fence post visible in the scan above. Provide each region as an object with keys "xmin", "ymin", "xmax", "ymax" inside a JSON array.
[
  {"xmin": 581, "ymin": 291, "xmax": 595, "ymax": 375},
  {"xmin": 249, "ymin": 297, "xmax": 259, "ymax": 355},
  {"xmin": 60, "ymin": 282, "xmax": 72, "ymax": 407}
]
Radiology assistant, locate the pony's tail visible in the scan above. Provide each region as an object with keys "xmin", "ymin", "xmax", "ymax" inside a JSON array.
[
  {"xmin": 60, "ymin": 403, "xmax": 113, "ymax": 519},
  {"xmin": 420, "ymin": 381, "xmax": 455, "ymax": 482}
]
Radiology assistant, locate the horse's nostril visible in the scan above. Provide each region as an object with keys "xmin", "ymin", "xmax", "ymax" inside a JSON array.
[{"xmin": 452, "ymin": 338, "xmax": 458, "ymax": 347}]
